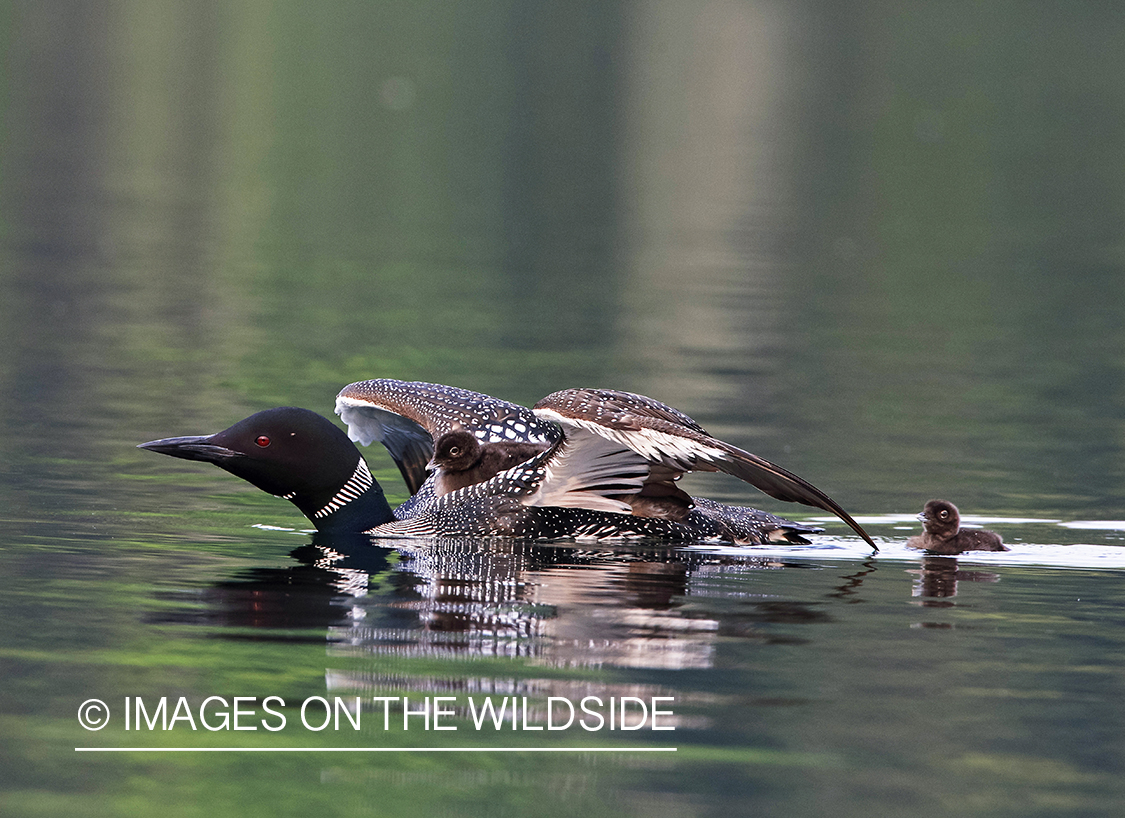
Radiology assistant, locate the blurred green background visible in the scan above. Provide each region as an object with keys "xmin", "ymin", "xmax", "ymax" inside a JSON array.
[{"xmin": 4, "ymin": 1, "xmax": 1124, "ymax": 520}]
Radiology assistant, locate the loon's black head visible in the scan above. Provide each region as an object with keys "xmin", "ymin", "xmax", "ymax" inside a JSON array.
[
  {"xmin": 139, "ymin": 407, "xmax": 394, "ymax": 532},
  {"xmin": 918, "ymin": 499, "xmax": 960, "ymax": 539}
]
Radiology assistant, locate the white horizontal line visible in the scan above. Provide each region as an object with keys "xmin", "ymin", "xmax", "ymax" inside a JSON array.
[{"xmin": 76, "ymin": 746, "xmax": 677, "ymax": 753}]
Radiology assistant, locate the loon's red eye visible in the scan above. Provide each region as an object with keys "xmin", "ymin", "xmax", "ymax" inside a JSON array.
[{"xmin": 255, "ymin": 435, "xmax": 271, "ymax": 448}]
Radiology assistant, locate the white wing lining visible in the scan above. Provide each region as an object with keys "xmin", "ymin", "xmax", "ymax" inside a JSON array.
[
  {"xmin": 533, "ymin": 410, "xmax": 728, "ymax": 472},
  {"xmin": 520, "ymin": 417, "xmax": 660, "ymax": 514}
]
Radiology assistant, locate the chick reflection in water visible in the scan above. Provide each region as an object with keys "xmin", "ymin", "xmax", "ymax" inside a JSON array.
[{"xmin": 909, "ymin": 556, "xmax": 1002, "ymax": 608}]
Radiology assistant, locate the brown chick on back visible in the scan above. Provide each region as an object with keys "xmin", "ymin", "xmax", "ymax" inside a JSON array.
[{"xmin": 428, "ymin": 430, "xmax": 548, "ymax": 496}]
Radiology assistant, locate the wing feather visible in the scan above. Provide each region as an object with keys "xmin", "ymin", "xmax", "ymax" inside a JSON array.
[
  {"xmin": 335, "ymin": 379, "xmax": 556, "ymax": 493},
  {"xmin": 523, "ymin": 434, "xmax": 648, "ymax": 514},
  {"xmin": 535, "ymin": 388, "xmax": 876, "ymax": 548}
]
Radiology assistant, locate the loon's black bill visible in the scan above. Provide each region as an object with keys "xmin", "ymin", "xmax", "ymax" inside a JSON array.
[{"xmin": 138, "ymin": 435, "xmax": 244, "ymax": 463}]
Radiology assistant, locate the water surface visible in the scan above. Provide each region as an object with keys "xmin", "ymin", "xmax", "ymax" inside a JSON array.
[{"xmin": 3, "ymin": 2, "xmax": 1125, "ymax": 816}]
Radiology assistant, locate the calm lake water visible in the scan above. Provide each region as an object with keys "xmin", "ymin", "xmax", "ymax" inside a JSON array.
[{"xmin": 3, "ymin": 3, "xmax": 1125, "ymax": 817}]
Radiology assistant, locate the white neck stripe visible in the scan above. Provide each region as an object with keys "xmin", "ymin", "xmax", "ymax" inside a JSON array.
[{"xmin": 313, "ymin": 460, "xmax": 374, "ymax": 519}]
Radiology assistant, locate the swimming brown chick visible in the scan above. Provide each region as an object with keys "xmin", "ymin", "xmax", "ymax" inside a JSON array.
[
  {"xmin": 428, "ymin": 430, "xmax": 549, "ymax": 497},
  {"xmin": 906, "ymin": 499, "xmax": 1009, "ymax": 555}
]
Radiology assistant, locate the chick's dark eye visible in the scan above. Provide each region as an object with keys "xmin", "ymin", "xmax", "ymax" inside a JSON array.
[
  {"xmin": 449, "ymin": 446, "xmax": 461, "ymax": 456},
  {"xmin": 255, "ymin": 435, "xmax": 271, "ymax": 448}
]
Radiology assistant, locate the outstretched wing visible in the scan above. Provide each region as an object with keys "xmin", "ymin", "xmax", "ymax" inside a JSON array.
[
  {"xmin": 534, "ymin": 388, "xmax": 876, "ymax": 548},
  {"xmin": 335, "ymin": 379, "xmax": 557, "ymax": 493}
]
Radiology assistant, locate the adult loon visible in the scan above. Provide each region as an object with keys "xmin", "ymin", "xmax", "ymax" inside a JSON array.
[
  {"xmin": 140, "ymin": 379, "xmax": 876, "ymax": 548},
  {"xmin": 906, "ymin": 499, "xmax": 1008, "ymax": 554}
]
